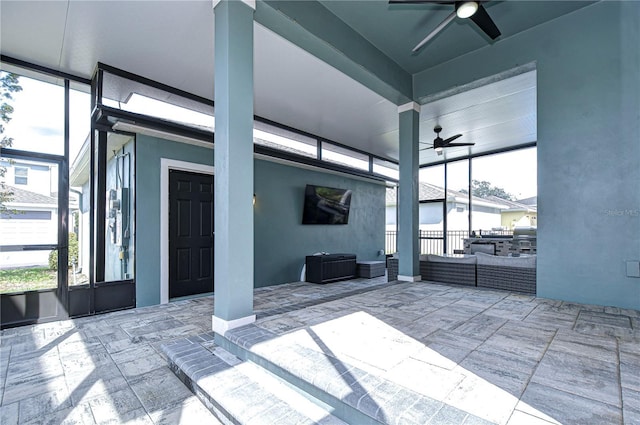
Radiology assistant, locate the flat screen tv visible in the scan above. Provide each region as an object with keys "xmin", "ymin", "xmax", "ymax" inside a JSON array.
[{"xmin": 302, "ymin": 185, "xmax": 352, "ymax": 225}]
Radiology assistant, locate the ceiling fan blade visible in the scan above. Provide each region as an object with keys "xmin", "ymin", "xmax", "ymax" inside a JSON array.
[
  {"xmin": 445, "ymin": 142, "xmax": 475, "ymax": 147},
  {"xmin": 420, "ymin": 146, "xmax": 435, "ymax": 151},
  {"xmin": 469, "ymin": 4, "xmax": 501, "ymax": 39},
  {"xmin": 412, "ymin": 11, "xmax": 456, "ymax": 52},
  {"xmin": 442, "ymin": 134, "xmax": 463, "ymax": 144}
]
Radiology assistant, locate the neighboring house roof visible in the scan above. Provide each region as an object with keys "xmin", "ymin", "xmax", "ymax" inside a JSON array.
[
  {"xmin": 386, "ymin": 182, "xmax": 507, "ymax": 210},
  {"xmin": 386, "ymin": 182, "xmax": 449, "ymax": 204},
  {"xmin": 516, "ymin": 196, "xmax": 537, "ymax": 207},
  {"xmin": 485, "ymin": 195, "xmax": 537, "ymax": 212},
  {"xmin": 1, "ymin": 184, "xmax": 57, "ymax": 206},
  {"xmin": 386, "ymin": 183, "xmax": 537, "ymax": 214},
  {"xmin": 254, "ymin": 137, "xmax": 313, "ymax": 158}
]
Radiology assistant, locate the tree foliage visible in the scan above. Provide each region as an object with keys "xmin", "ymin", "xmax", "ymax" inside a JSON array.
[
  {"xmin": 49, "ymin": 233, "xmax": 79, "ymax": 270},
  {"xmin": 1, "ymin": 72, "xmax": 23, "ymax": 214},
  {"xmin": 460, "ymin": 179, "xmax": 514, "ymax": 201},
  {"xmin": 1, "ymin": 72, "xmax": 22, "ymax": 148}
]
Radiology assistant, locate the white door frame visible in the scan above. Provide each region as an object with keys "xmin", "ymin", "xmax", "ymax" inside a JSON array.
[{"xmin": 160, "ymin": 158, "xmax": 215, "ymax": 304}]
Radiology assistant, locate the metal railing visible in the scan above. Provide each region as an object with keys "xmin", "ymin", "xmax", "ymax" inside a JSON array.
[
  {"xmin": 385, "ymin": 229, "xmax": 513, "ymax": 255},
  {"xmin": 385, "ymin": 231, "xmax": 397, "ymax": 254}
]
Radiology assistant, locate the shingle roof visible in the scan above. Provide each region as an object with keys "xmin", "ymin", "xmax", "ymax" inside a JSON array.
[
  {"xmin": 386, "ymin": 183, "xmax": 532, "ymax": 212},
  {"xmin": 485, "ymin": 195, "xmax": 537, "ymax": 212},
  {"xmin": 387, "ymin": 182, "xmax": 490, "ymax": 205},
  {"xmin": 1, "ymin": 184, "xmax": 57, "ymax": 205},
  {"xmin": 516, "ymin": 196, "xmax": 537, "ymax": 207},
  {"xmin": 254, "ymin": 137, "xmax": 313, "ymax": 158}
]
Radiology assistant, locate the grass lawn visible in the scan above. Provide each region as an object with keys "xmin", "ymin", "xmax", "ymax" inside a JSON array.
[{"xmin": 0, "ymin": 267, "xmax": 89, "ymax": 294}]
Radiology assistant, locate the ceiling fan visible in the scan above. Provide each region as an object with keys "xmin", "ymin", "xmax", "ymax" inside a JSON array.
[
  {"xmin": 421, "ymin": 125, "xmax": 475, "ymax": 155},
  {"xmin": 389, "ymin": 1, "xmax": 501, "ymax": 52}
]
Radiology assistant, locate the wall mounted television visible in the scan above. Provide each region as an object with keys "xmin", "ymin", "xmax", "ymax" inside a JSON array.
[{"xmin": 302, "ymin": 184, "xmax": 352, "ymax": 225}]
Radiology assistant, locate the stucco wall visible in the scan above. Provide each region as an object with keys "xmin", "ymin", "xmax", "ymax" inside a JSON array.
[
  {"xmin": 414, "ymin": 2, "xmax": 640, "ymax": 309},
  {"xmin": 254, "ymin": 159, "xmax": 386, "ymax": 287},
  {"xmin": 135, "ymin": 134, "xmax": 386, "ymax": 305},
  {"xmin": 135, "ymin": 135, "xmax": 215, "ymax": 307}
]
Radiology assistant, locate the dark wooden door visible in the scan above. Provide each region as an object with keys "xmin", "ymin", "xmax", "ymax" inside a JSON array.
[{"xmin": 169, "ymin": 170, "xmax": 214, "ymax": 299}]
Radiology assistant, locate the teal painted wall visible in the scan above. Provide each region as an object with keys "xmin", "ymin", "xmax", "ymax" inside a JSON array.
[
  {"xmin": 254, "ymin": 159, "xmax": 386, "ymax": 288},
  {"xmin": 414, "ymin": 2, "xmax": 640, "ymax": 309},
  {"xmin": 135, "ymin": 134, "xmax": 386, "ymax": 305},
  {"xmin": 135, "ymin": 135, "xmax": 214, "ymax": 307}
]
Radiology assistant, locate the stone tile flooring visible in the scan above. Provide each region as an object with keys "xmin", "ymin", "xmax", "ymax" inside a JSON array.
[
  {"xmin": 1, "ymin": 276, "xmax": 639, "ymax": 424},
  {"xmin": 0, "ymin": 293, "xmax": 220, "ymax": 425},
  {"xmin": 232, "ymin": 281, "xmax": 640, "ymax": 425}
]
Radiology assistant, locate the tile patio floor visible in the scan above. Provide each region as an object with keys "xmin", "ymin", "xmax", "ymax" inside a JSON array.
[{"xmin": 1, "ymin": 276, "xmax": 639, "ymax": 424}]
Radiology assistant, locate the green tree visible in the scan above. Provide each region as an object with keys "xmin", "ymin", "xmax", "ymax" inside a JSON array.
[
  {"xmin": 460, "ymin": 179, "xmax": 514, "ymax": 200},
  {"xmin": 1, "ymin": 72, "xmax": 23, "ymax": 215}
]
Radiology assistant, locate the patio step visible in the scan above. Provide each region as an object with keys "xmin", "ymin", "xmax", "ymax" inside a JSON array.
[
  {"xmin": 161, "ymin": 334, "xmax": 347, "ymax": 425},
  {"xmin": 218, "ymin": 324, "xmax": 451, "ymax": 425},
  {"xmin": 165, "ymin": 326, "xmax": 494, "ymax": 425}
]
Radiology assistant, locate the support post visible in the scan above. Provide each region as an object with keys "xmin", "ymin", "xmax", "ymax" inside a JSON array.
[
  {"xmin": 397, "ymin": 102, "xmax": 421, "ymax": 282},
  {"xmin": 212, "ymin": 0, "xmax": 256, "ymax": 334}
]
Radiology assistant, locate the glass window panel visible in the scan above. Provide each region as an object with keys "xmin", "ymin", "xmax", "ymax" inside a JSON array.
[
  {"xmin": 380, "ymin": 159, "xmax": 400, "ymax": 253},
  {"xmin": 373, "ymin": 158, "xmax": 398, "ymax": 180},
  {"xmin": 471, "ymin": 147, "xmax": 537, "ymax": 233},
  {"xmin": 0, "ymin": 248, "xmax": 58, "ymax": 293},
  {"xmin": 447, "ymin": 159, "xmax": 469, "ymax": 198},
  {"xmin": 70, "ymin": 178, "xmax": 90, "ymax": 286},
  {"xmin": 419, "ymin": 202, "xmax": 444, "ymax": 255},
  {"xmin": 416, "ymin": 164, "xmax": 445, "ymax": 253},
  {"xmin": 419, "ymin": 164, "xmax": 444, "ymax": 189},
  {"xmin": 0, "ymin": 70, "xmax": 64, "ymax": 155},
  {"xmin": 1, "ymin": 156, "xmax": 60, "ymax": 293},
  {"xmin": 70, "ymin": 82, "xmax": 91, "ymax": 163},
  {"xmin": 253, "ymin": 121, "xmax": 317, "ymax": 158},
  {"xmin": 385, "ymin": 187, "xmax": 397, "ymax": 254},
  {"xmin": 445, "ymin": 159, "xmax": 469, "ymax": 253},
  {"xmin": 68, "ymin": 82, "xmax": 92, "ymax": 286},
  {"xmin": 0, "ymin": 159, "xmax": 59, "ymax": 245},
  {"xmin": 101, "ymin": 71, "xmax": 214, "ymax": 131},
  {"xmin": 385, "ymin": 185, "xmax": 397, "ymax": 253},
  {"xmin": 321, "ymin": 143, "xmax": 369, "ymax": 171},
  {"xmin": 14, "ymin": 166, "xmax": 28, "ymax": 185}
]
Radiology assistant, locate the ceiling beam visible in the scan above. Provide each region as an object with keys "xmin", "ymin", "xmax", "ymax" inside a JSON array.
[{"xmin": 254, "ymin": 0, "xmax": 413, "ymax": 105}]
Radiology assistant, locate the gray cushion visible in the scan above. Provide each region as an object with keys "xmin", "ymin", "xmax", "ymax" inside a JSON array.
[
  {"xmin": 422, "ymin": 254, "xmax": 477, "ymax": 265},
  {"xmin": 475, "ymin": 252, "xmax": 536, "ymax": 269}
]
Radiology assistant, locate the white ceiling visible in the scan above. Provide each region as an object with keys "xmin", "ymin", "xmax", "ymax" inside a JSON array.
[
  {"xmin": 417, "ymin": 70, "xmax": 537, "ymax": 164},
  {"xmin": 0, "ymin": 0, "xmax": 537, "ymax": 166}
]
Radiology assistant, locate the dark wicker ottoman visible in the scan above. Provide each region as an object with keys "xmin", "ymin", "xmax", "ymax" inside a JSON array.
[{"xmin": 357, "ymin": 261, "xmax": 386, "ymax": 278}]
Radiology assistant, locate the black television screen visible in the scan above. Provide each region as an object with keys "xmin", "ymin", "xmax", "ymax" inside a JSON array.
[{"xmin": 302, "ymin": 185, "xmax": 352, "ymax": 224}]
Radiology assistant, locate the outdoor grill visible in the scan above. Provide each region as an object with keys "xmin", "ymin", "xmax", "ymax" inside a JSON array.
[{"xmin": 512, "ymin": 226, "xmax": 537, "ymax": 252}]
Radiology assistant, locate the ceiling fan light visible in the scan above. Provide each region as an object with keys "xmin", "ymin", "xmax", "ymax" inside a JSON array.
[
  {"xmin": 435, "ymin": 146, "xmax": 443, "ymax": 153},
  {"xmin": 456, "ymin": 1, "xmax": 478, "ymax": 19}
]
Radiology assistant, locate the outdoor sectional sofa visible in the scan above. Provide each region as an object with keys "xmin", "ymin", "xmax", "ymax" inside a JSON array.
[
  {"xmin": 474, "ymin": 252, "xmax": 536, "ymax": 294},
  {"xmin": 387, "ymin": 252, "xmax": 536, "ymax": 295}
]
